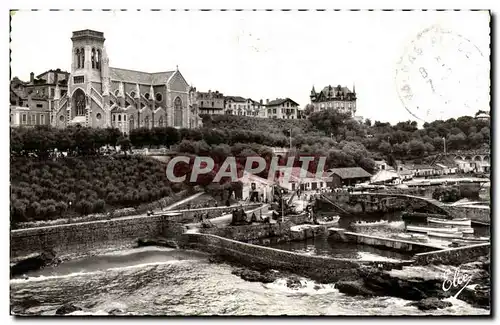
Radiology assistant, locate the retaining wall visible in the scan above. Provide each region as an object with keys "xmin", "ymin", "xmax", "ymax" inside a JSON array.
[
  {"xmin": 181, "ymin": 232, "xmax": 409, "ymax": 282},
  {"xmin": 414, "ymin": 243, "xmax": 490, "ymax": 265},
  {"xmin": 445, "ymin": 206, "xmax": 490, "ymax": 224},
  {"xmin": 160, "ymin": 203, "xmax": 262, "ymax": 223},
  {"xmin": 328, "ymin": 227, "xmax": 444, "ymax": 253},
  {"xmin": 10, "ymin": 203, "xmax": 262, "ymax": 259}
]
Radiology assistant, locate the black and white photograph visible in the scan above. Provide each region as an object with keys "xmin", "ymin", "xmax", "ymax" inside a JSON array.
[{"xmin": 8, "ymin": 8, "xmax": 492, "ymax": 317}]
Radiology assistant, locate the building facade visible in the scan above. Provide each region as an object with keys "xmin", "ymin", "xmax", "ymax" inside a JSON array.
[
  {"xmin": 224, "ymin": 96, "xmax": 264, "ymax": 117},
  {"xmin": 10, "ymin": 69, "xmax": 70, "ymax": 127},
  {"xmin": 52, "ymin": 30, "xmax": 194, "ymax": 133},
  {"xmin": 310, "ymin": 84, "xmax": 357, "ymax": 116},
  {"xmin": 196, "ymin": 89, "xmax": 225, "ymax": 115},
  {"xmin": 265, "ymin": 98, "xmax": 299, "ymax": 119}
]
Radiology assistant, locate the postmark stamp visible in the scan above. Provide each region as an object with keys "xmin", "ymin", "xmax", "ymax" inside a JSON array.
[{"xmin": 395, "ymin": 24, "xmax": 489, "ymax": 122}]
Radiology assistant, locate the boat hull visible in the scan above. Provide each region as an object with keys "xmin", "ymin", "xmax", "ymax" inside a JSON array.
[
  {"xmin": 428, "ymin": 217, "xmax": 471, "ymax": 226},
  {"xmin": 428, "ymin": 231, "xmax": 463, "ymax": 238},
  {"xmin": 406, "ymin": 225, "xmax": 459, "ymax": 233}
]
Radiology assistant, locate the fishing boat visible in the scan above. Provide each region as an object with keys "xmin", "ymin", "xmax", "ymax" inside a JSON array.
[
  {"xmin": 353, "ymin": 220, "xmax": 389, "ymax": 227},
  {"xmin": 428, "ymin": 217, "xmax": 471, "ymax": 226},
  {"xmin": 318, "ymin": 216, "xmax": 340, "ymax": 226},
  {"xmin": 452, "ymin": 238, "xmax": 489, "ymax": 245},
  {"xmin": 428, "ymin": 231, "xmax": 463, "ymax": 238},
  {"xmin": 406, "ymin": 225, "xmax": 459, "ymax": 234}
]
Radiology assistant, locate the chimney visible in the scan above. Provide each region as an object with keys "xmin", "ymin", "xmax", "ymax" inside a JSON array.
[
  {"xmin": 30, "ymin": 72, "xmax": 34, "ymax": 83},
  {"xmin": 266, "ymin": 99, "xmax": 269, "ymax": 104},
  {"xmin": 260, "ymin": 99, "xmax": 263, "ymax": 105}
]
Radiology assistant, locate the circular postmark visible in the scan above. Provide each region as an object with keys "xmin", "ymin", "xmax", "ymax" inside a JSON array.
[{"xmin": 395, "ymin": 25, "xmax": 489, "ymax": 122}]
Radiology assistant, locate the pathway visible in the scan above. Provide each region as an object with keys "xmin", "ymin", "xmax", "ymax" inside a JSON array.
[{"xmin": 162, "ymin": 192, "xmax": 205, "ymax": 211}]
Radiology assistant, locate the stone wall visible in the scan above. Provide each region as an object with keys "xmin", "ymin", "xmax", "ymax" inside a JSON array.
[
  {"xmin": 164, "ymin": 203, "xmax": 262, "ymax": 223},
  {"xmin": 10, "ymin": 203, "xmax": 262, "ymax": 259},
  {"xmin": 201, "ymin": 221, "xmax": 295, "ymax": 242},
  {"xmin": 10, "ymin": 214, "xmax": 182, "ymax": 259},
  {"xmin": 414, "ymin": 243, "xmax": 490, "ymax": 265},
  {"xmin": 181, "ymin": 232, "xmax": 407, "ymax": 282},
  {"xmin": 444, "ymin": 206, "xmax": 490, "ymax": 224}
]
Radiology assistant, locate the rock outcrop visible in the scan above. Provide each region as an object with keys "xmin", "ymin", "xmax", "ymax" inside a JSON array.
[
  {"xmin": 137, "ymin": 237, "xmax": 178, "ymax": 249},
  {"xmin": 335, "ymin": 260, "xmax": 490, "ymax": 310},
  {"xmin": 55, "ymin": 303, "xmax": 82, "ymax": 315},
  {"xmin": 10, "ymin": 250, "xmax": 60, "ymax": 277},
  {"xmin": 231, "ymin": 267, "xmax": 277, "ymax": 283},
  {"xmin": 406, "ymin": 297, "xmax": 453, "ymax": 311}
]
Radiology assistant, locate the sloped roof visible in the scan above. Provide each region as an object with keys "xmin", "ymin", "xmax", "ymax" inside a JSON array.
[
  {"xmin": 321, "ymin": 85, "xmax": 352, "ymax": 96},
  {"xmin": 225, "ymin": 96, "xmax": 247, "ymax": 103},
  {"xmin": 242, "ymin": 171, "xmax": 275, "ymax": 186},
  {"xmin": 328, "ymin": 167, "xmax": 372, "ymax": 179},
  {"xmin": 109, "ymin": 67, "xmax": 175, "ymax": 85},
  {"xmin": 36, "ymin": 69, "xmax": 70, "ymax": 79},
  {"xmin": 266, "ymin": 98, "xmax": 299, "ymax": 107}
]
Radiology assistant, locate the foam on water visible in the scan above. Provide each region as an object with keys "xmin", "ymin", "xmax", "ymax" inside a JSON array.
[
  {"xmin": 101, "ymin": 246, "xmax": 175, "ymax": 256},
  {"xmin": 264, "ymin": 277, "xmax": 338, "ymax": 295}
]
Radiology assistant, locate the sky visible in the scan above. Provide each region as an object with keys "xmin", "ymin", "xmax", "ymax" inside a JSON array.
[{"xmin": 10, "ymin": 10, "xmax": 490, "ymax": 124}]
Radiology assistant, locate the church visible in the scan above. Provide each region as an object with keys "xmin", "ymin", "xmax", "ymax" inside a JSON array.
[{"xmin": 52, "ymin": 29, "xmax": 196, "ymax": 133}]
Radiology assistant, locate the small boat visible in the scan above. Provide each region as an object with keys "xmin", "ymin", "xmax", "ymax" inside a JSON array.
[
  {"xmin": 353, "ymin": 220, "xmax": 389, "ymax": 227},
  {"xmin": 318, "ymin": 216, "xmax": 340, "ymax": 225},
  {"xmin": 428, "ymin": 217, "xmax": 471, "ymax": 226},
  {"xmin": 452, "ymin": 238, "xmax": 489, "ymax": 245},
  {"xmin": 428, "ymin": 231, "xmax": 464, "ymax": 238},
  {"xmin": 456, "ymin": 227, "xmax": 474, "ymax": 234},
  {"xmin": 406, "ymin": 225, "xmax": 459, "ymax": 234}
]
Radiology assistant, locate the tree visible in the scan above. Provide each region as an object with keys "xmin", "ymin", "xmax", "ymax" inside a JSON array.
[
  {"xmin": 117, "ymin": 136, "xmax": 132, "ymax": 154},
  {"xmin": 303, "ymin": 104, "xmax": 315, "ymax": 117},
  {"xmin": 378, "ymin": 140, "xmax": 392, "ymax": 155}
]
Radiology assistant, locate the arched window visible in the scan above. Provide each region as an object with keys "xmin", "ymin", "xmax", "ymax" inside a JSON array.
[
  {"xmin": 174, "ymin": 97, "xmax": 183, "ymax": 127},
  {"xmin": 130, "ymin": 91, "xmax": 136, "ymax": 98},
  {"xmin": 91, "ymin": 48, "xmax": 96, "ymax": 69},
  {"xmin": 129, "ymin": 115, "xmax": 135, "ymax": 130},
  {"xmin": 96, "ymin": 113, "xmax": 102, "ymax": 120},
  {"xmin": 145, "ymin": 116, "xmax": 150, "ymax": 128},
  {"xmin": 75, "ymin": 49, "xmax": 80, "ymax": 69},
  {"xmin": 144, "ymin": 93, "xmax": 150, "ymax": 100},
  {"xmin": 124, "ymin": 115, "xmax": 127, "ymax": 121},
  {"xmin": 96, "ymin": 49, "xmax": 101, "ymax": 70},
  {"xmin": 156, "ymin": 93, "xmax": 163, "ymax": 102},
  {"xmin": 158, "ymin": 116, "xmax": 164, "ymax": 126},
  {"xmin": 112, "ymin": 115, "xmax": 116, "ymax": 122},
  {"xmin": 73, "ymin": 88, "xmax": 86, "ymax": 116},
  {"xmin": 79, "ymin": 48, "xmax": 85, "ymax": 69},
  {"xmin": 118, "ymin": 115, "xmax": 122, "ymax": 122}
]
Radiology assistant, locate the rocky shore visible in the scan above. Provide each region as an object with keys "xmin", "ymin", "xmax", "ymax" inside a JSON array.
[
  {"xmin": 335, "ymin": 257, "xmax": 490, "ymax": 310},
  {"xmin": 10, "ymin": 250, "xmax": 61, "ymax": 277},
  {"xmin": 212, "ymin": 252, "xmax": 490, "ymax": 311}
]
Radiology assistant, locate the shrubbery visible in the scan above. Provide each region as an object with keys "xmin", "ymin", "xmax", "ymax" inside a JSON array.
[
  {"xmin": 432, "ymin": 186, "xmax": 461, "ymax": 203},
  {"xmin": 10, "ymin": 156, "xmax": 181, "ymax": 224}
]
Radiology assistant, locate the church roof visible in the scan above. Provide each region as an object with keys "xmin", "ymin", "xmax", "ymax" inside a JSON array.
[{"xmin": 109, "ymin": 67, "xmax": 176, "ymax": 85}]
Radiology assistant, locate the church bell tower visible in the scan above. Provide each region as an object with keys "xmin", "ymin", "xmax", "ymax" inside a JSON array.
[{"xmin": 69, "ymin": 30, "xmax": 108, "ymax": 127}]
